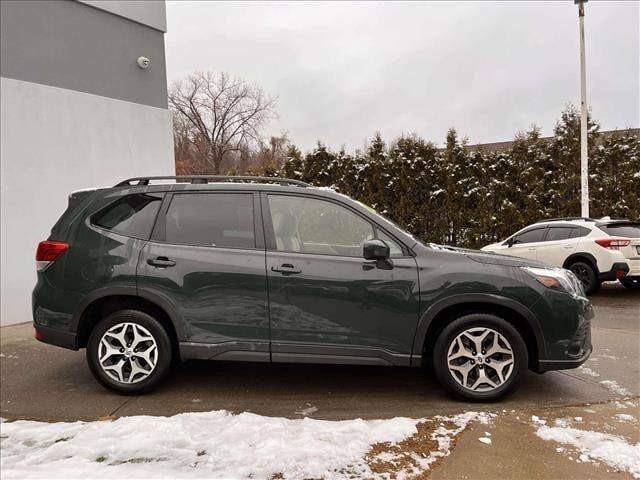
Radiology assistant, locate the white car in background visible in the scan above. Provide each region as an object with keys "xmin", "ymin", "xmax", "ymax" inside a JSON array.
[{"xmin": 482, "ymin": 218, "xmax": 640, "ymax": 295}]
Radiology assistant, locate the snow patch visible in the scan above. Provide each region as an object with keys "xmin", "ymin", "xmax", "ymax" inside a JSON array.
[
  {"xmin": 0, "ymin": 410, "xmax": 493, "ymax": 479},
  {"xmin": 615, "ymin": 414, "xmax": 635, "ymax": 422},
  {"xmin": 599, "ymin": 380, "xmax": 632, "ymax": 397},
  {"xmin": 578, "ymin": 366, "xmax": 600, "ymax": 377},
  {"xmin": 536, "ymin": 424, "xmax": 640, "ymax": 477}
]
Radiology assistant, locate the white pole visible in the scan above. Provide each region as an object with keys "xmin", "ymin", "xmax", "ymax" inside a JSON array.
[{"xmin": 578, "ymin": 0, "xmax": 589, "ymax": 218}]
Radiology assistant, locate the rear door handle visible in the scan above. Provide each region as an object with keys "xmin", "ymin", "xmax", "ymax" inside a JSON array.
[
  {"xmin": 271, "ymin": 264, "xmax": 301, "ymax": 275},
  {"xmin": 147, "ymin": 256, "xmax": 176, "ymax": 268}
]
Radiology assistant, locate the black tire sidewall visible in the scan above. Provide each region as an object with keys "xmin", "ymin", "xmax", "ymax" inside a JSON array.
[
  {"xmin": 86, "ymin": 310, "xmax": 172, "ymax": 394},
  {"xmin": 569, "ymin": 261, "xmax": 599, "ymax": 295},
  {"xmin": 433, "ymin": 313, "xmax": 528, "ymax": 402}
]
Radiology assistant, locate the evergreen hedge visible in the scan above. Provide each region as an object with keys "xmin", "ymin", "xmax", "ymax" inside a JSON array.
[{"xmin": 250, "ymin": 105, "xmax": 640, "ymax": 249}]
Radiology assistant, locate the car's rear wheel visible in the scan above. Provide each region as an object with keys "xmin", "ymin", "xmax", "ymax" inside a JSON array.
[
  {"xmin": 568, "ymin": 261, "xmax": 600, "ymax": 295},
  {"xmin": 86, "ymin": 310, "xmax": 172, "ymax": 394},
  {"xmin": 620, "ymin": 277, "xmax": 640, "ymax": 290},
  {"xmin": 433, "ymin": 313, "xmax": 528, "ymax": 402}
]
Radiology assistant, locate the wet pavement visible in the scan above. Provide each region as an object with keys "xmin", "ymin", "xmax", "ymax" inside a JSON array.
[{"xmin": 1, "ymin": 284, "xmax": 637, "ymax": 423}]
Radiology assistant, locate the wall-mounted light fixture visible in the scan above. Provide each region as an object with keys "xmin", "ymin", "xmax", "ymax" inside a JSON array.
[{"xmin": 136, "ymin": 56, "xmax": 151, "ymax": 69}]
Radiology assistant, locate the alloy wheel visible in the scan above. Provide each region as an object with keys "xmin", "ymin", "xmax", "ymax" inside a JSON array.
[
  {"xmin": 98, "ymin": 322, "xmax": 158, "ymax": 384},
  {"xmin": 570, "ymin": 264, "xmax": 591, "ymax": 289},
  {"xmin": 447, "ymin": 327, "xmax": 515, "ymax": 392}
]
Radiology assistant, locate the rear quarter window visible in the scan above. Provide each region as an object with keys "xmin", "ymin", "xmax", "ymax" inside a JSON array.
[
  {"xmin": 91, "ymin": 193, "xmax": 163, "ymax": 239},
  {"xmin": 597, "ymin": 223, "xmax": 640, "ymax": 238}
]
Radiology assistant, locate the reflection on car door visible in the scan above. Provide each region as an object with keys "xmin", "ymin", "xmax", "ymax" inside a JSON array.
[
  {"xmin": 535, "ymin": 226, "xmax": 579, "ymax": 266},
  {"xmin": 262, "ymin": 193, "xmax": 420, "ymax": 366},
  {"xmin": 506, "ymin": 227, "xmax": 548, "ymax": 261},
  {"xmin": 137, "ymin": 192, "xmax": 270, "ymax": 360}
]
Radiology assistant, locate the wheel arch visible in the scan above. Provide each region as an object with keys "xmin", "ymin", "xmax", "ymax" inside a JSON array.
[
  {"xmin": 73, "ymin": 289, "xmax": 183, "ymax": 356},
  {"xmin": 412, "ymin": 294, "xmax": 545, "ymax": 370},
  {"xmin": 563, "ymin": 252, "xmax": 598, "ymax": 273}
]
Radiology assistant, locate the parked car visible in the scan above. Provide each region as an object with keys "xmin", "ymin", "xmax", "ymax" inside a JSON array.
[
  {"xmin": 481, "ymin": 218, "xmax": 640, "ymax": 295},
  {"xmin": 33, "ymin": 176, "xmax": 592, "ymax": 401}
]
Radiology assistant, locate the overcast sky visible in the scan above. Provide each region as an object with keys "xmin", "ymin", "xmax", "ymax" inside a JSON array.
[{"xmin": 165, "ymin": 1, "xmax": 639, "ymax": 151}]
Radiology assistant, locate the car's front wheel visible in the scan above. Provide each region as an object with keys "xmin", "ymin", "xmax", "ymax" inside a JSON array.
[
  {"xmin": 86, "ymin": 310, "xmax": 172, "ymax": 394},
  {"xmin": 433, "ymin": 313, "xmax": 528, "ymax": 402}
]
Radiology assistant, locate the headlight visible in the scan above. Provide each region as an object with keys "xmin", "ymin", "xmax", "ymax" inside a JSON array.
[{"xmin": 521, "ymin": 266, "xmax": 585, "ymax": 297}]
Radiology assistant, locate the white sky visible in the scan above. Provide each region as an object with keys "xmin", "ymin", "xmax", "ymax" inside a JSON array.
[{"xmin": 165, "ymin": 1, "xmax": 640, "ymax": 151}]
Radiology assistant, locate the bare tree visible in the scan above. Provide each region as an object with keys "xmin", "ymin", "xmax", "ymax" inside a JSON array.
[{"xmin": 169, "ymin": 71, "xmax": 277, "ymax": 174}]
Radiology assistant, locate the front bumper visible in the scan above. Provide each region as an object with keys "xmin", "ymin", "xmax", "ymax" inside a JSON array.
[
  {"xmin": 34, "ymin": 323, "xmax": 78, "ymax": 350},
  {"xmin": 530, "ymin": 286, "xmax": 594, "ymax": 373},
  {"xmin": 537, "ymin": 343, "xmax": 592, "ymax": 372}
]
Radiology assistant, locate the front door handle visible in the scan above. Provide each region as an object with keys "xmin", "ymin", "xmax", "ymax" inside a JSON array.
[
  {"xmin": 271, "ymin": 264, "xmax": 301, "ymax": 275},
  {"xmin": 147, "ymin": 256, "xmax": 176, "ymax": 268}
]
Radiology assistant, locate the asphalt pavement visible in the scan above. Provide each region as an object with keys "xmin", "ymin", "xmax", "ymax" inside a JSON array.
[{"xmin": 1, "ymin": 284, "xmax": 638, "ymax": 423}]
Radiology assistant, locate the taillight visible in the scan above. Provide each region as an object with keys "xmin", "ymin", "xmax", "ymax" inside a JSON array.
[
  {"xmin": 36, "ymin": 240, "xmax": 69, "ymax": 271},
  {"xmin": 594, "ymin": 238, "xmax": 630, "ymax": 250}
]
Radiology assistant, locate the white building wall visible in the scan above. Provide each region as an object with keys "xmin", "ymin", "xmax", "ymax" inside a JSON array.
[{"xmin": 0, "ymin": 77, "xmax": 174, "ymax": 325}]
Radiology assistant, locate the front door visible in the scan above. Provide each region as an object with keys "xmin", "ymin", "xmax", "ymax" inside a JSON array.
[
  {"xmin": 262, "ymin": 193, "xmax": 420, "ymax": 366},
  {"xmin": 507, "ymin": 226, "xmax": 548, "ymax": 261},
  {"xmin": 137, "ymin": 191, "xmax": 270, "ymax": 361}
]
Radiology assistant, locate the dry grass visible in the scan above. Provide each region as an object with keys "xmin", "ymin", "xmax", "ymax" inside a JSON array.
[{"xmin": 365, "ymin": 420, "xmax": 460, "ymax": 480}]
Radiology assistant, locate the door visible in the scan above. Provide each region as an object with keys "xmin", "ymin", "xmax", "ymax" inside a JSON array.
[
  {"xmin": 262, "ymin": 193, "xmax": 420, "ymax": 366},
  {"xmin": 506, "ymin": 227, "xmax": 548, "ymax": 261},
  {"xmin": 137, "ymin": 191, "xmax": 270, "ymax": 361},
  {"xmin": 535, "ymin": 226, "xmax": 579, "ymax": 267}
]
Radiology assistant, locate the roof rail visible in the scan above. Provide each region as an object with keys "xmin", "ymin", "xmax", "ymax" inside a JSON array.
[
  {"xmin": 534, "ymin": 217, "xmax": 595, "ymax": 224},
  {"xmin": 114, "ymin": 175, "xmax": 311, "ymax": 188}
]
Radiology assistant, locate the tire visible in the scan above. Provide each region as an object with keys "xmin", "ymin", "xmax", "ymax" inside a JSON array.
[
  {"xmin": 620, "ymin": 278, "xmax": 640, "ymax": 290},
  {"xmin": 433, "ymin": 313, "xmax": 528, "ymax": 402},
  {"xmin": 86, "ymin": 309, "xmax": 172, "ymax": 394},
  {"xmin": 568, "ymin": 261, "xmax": 600, "ymax": 295}
]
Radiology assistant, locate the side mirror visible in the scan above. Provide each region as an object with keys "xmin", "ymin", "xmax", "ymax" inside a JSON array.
[
  {"xmin": 363, "ymin": 239, "xmax": 390, "ymax": 260},
  {"xmin": 506, "ymin": 237, "xmax": 515, "ymax": 247}
]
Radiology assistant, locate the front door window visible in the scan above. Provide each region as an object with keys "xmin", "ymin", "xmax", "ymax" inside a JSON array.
[{"xmin": 268, "ymin": 195, "xmax": 374, "ymax": 257}]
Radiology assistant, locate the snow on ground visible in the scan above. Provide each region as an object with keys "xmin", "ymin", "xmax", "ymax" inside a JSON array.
[
  {"xmin": 533, "ymin": 418, "xmax": 640, "ymax": 478},
  {"xmin": 0, "ymin": 410, "xmax": 491, "ymax": 479},
  {"xmin": 577, "ymin": 366, "xmax": 600, "ymax": 377},
  {"xmin": 599, "ymin": 380, "xmax": 633, "ymax": 397}
]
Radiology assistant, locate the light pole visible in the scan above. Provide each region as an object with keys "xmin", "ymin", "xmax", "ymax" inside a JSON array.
[{"xmin": 575, "ymin": 0, "xmax": 589, "ymax": 217}]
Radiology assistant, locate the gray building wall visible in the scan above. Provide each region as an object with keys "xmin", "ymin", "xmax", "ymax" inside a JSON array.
[
  {"xmin": 1, "ymin": 0, "xmax": 174, "ymax": 326},
  {"xmin": 1, "ymin": 0, "xmax": 168, "ymax": 109}
]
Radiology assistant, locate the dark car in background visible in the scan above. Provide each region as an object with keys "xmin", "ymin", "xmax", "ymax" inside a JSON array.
[{"xmin": 33, "ymin": 176, "xmax": 593, "ymax": 401}]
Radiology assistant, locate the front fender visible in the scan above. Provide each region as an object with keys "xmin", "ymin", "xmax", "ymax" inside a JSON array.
[{"xmin": 410, "ymin": 293, "xmax": 546, "ymax": 366}]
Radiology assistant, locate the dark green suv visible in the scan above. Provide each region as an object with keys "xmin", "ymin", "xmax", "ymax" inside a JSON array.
[{"xmin": 33, "ymin": 176, "xmax": 593, "ymax": 401}]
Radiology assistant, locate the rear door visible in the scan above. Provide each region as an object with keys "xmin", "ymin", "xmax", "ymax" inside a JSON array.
[
  {"xmin": 262, "ymin": 192, "xmax": 420, "ymax": 366},
  {"xmin": 535, "ymin": 226, "xmax": 579, "ymax": 267},
  {"xmin": 137, "ymin": 191, "xmax": 270, "ymax": 361},
  {"xmin": 506, "ymin": 227, "xmax": 548, "ymax": 261}
]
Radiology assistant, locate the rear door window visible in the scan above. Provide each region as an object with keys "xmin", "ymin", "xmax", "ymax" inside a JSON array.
[
  {"xmin": 597, "ymin": 223, "xmax": 640, "ymax": 238},
  {"xmin": 546, "ymin": 227, "xmax": 574, "ymax": 242},
  {"xmin": 91, "ymin": 193, "xmax": 163, "ymax": 239},
  {"xmin": 165, "ymin": 193, "xmax": 255, "ymax": 249},
  {"xmin": 513, "ymin": 228, "xmax": 547, "ymax": 244}
]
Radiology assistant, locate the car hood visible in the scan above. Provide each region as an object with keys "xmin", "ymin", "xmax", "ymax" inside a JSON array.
[{"xmin": 428, "ymin": 243, "xmax": 549, "ymax": 268}]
